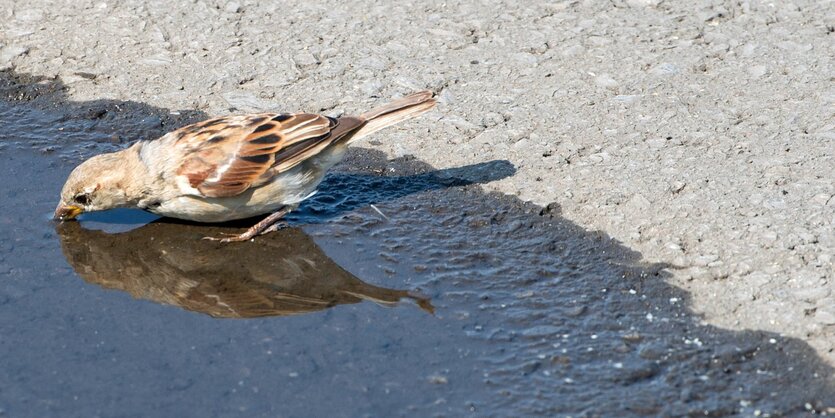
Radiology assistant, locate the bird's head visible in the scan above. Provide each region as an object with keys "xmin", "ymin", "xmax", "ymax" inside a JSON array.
[{"xmin": 54, "ymin": 152, "xmax": 132, "ymax": 221}]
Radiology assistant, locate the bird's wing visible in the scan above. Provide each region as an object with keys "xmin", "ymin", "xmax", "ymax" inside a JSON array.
[{"xmin": 170, "ymin": 113, "xmax": 365, "ymax": 198}]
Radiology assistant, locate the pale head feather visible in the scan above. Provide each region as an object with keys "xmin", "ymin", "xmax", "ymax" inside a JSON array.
[{"xmin": 58, "ymin": 151, "xmax": 137, "ymax": 213}]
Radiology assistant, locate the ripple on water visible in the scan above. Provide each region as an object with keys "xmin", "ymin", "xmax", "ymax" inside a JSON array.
[{"xmin": 0, "ymin": 71, "xmax": 832, "ymax": 417}]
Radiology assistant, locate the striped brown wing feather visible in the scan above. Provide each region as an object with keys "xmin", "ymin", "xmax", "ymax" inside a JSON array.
[
  {"xmin": 268, "ymin": 115, "xmax": 364, "ymax": 174},
  {"xmin": 174, "ymin": 113, "xmax": 365, "ymax": 198}
]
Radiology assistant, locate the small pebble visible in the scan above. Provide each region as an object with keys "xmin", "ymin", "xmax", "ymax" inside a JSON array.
[
  {"xmin": 594, "ymin": 74, "xmax": 619, "ymax": 90},
  {"xmin": 428, "ymin": 375, "xmax": 448, "ymax": 384},
  {"xmin": 748, "ymin": 65, "xmax": 767, "ymax": 78}
]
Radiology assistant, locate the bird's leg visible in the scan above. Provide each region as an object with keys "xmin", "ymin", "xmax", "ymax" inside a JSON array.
[
  {"xmin": 203, "ymin": 205, "xmax": 294, "ymax": 243},
  {"xmin": 260, "ymin": 220, "xmax": 289, "ymax": 235}
]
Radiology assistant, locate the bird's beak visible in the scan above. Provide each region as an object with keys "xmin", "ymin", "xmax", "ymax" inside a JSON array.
[{"xmin": 54, "ymin": 204, "xmax": 83, "ymax": 221}]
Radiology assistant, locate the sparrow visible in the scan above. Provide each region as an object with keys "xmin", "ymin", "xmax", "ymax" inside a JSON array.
[
  {"xmin": 54, "ymin": 91, "xmax": 436, "ymax": 242},
  {"xmin": 57, "ymin": 221, "xmax": 434, "ymax": 318}
]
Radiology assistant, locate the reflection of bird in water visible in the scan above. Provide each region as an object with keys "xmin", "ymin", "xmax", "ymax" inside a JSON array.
[{"xmin": 56, "ymin": 221, "xmax": 433, "ymax": 318}]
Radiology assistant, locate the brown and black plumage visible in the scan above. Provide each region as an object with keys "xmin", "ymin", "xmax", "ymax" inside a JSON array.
[{"xmin": 54, "ymin": 91, "xmax": 436, "ymax": 242}]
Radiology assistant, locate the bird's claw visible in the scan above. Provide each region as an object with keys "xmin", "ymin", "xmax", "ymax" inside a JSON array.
[
  {"xmin": 261, "ymin": 221, "xmax": 289, "ymax": 235},
  {"xmin": 201, "ymin": 221, "xmax": 288, "ymax": 243},
  {"xmin": 202, "ymin": 232, "xmax": 252, "ymax": 243}
]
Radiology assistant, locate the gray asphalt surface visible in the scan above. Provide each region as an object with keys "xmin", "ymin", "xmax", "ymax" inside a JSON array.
[{"xmin": 0, "ymin": 0, "xmax": 833, "ymax": 414}]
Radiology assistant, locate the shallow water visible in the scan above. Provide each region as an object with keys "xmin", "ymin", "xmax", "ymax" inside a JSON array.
[{"xmin": 0, "ymin": 72, "xmax": 833, "ymax": 417}]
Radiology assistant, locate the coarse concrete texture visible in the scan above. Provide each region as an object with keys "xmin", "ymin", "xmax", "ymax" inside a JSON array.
[{"xmin": 1, "ymin": 0, "xmax": 833, "ymax": 365}]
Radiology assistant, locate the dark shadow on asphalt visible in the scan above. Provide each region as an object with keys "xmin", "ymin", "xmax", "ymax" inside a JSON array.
[{"xmin": 0, "ymin": 69, "xmax": 832, "ymax": 417}]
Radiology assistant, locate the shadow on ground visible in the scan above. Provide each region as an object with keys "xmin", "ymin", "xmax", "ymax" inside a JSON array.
[{"xmin": 0, "ymin": 69, "xmax": 832, "ymax": 416}]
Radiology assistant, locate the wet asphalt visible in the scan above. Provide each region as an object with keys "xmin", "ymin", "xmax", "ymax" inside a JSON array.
[{"xmin": 0, "ymin": 70, "xmax": 832, "ymax": 417}]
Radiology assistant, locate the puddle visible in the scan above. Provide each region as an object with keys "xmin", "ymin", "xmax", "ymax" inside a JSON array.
[
  {"xmin": 57, "ymin": 221, "xmax": 434, "ymax": 318},
  {"xmin": 1, "ymin": 71, "xmax": 833, "ymax": 416}
]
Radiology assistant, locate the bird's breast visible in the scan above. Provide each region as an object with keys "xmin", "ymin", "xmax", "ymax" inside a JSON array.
[{"xmin": 152, "ymin": 165, "xmax": 327, "ymax": 223}]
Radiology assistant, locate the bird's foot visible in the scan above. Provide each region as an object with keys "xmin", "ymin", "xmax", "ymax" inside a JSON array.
[
  {"xmin": 201, "ymin": 206, "xmax": 293, "ymax": 243},
  {"xmin": 202, "ymin": 231, "xmax": 256, "ymax": 243},
  {"xmin": 260, "ymin": 220, "xmax": 288, "ymax": 235},
  {"xmin": 201, "ymin": 221, "xmax": 289, "ymax": 243}
]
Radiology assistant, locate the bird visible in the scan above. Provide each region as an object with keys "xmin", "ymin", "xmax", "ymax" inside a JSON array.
[
  {"xmin": 56, "ymin": 221, "xmax": 434, "ymax": 318},
  {"xmin": 54, "ymin": 91, "xmax": 436, "ymax": 242}
]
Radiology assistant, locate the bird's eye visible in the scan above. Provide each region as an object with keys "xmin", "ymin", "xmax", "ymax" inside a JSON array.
[{"xmin": 74, "ymin": 193, "xmax": 91, "ymax": 206}]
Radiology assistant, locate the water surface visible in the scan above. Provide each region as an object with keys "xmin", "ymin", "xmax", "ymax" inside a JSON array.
[{"xmin": 0, "ymin": 72, "xmax": 832, "ymax": 417}]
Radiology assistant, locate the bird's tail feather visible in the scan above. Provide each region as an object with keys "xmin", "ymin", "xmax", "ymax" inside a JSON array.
[{"xmin": 349, "ymin": 91, "xmax": 436, "ymax": 142}]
